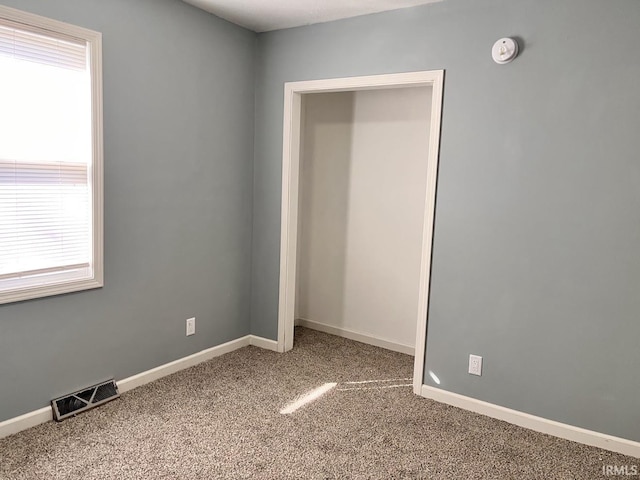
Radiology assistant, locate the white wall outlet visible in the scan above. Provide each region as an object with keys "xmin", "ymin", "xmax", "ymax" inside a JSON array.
[
  {"xmin": 469, "ymin": 354, "xmax": 483, "ymax": 376},
  {"xmin": 186, "ymin": 317, "xmax": 195, "ymax": 336}
]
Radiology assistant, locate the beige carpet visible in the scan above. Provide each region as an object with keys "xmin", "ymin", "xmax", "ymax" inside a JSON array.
[{"xmin": 0, "ymin": 327, "xmax": 635, "ymax": 479}]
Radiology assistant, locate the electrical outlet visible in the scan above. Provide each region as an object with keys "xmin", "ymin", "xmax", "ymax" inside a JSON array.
[
  {"xmin": 186, "ymin": 317, "xmax": 195, "ymax": 336},
  {"xmin": 468, "ymin": 354, "xmax": 482, "ymax": 376}
]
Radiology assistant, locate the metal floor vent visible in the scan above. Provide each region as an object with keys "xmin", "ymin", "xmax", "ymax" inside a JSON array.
[{"xmin": 52, "ymin": 379, "xmax": 120, "ymax": 421}]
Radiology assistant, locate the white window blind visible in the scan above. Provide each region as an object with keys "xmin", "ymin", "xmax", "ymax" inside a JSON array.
[
  {"xmin": 0, "ymin": 21, "xmax": 87, "ymax": 71},
  {"xmin": 0, "ymin": 160, "xmax": 90, "ymax": 281},
  {"xmin": 0, "ymin": 7, "xmax": 102, "ymax": 302}
]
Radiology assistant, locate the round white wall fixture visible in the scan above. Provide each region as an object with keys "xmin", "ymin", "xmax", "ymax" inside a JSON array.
[{"xmin": 492, "ymin": 37, "xmax": 519, "ymax": 64}]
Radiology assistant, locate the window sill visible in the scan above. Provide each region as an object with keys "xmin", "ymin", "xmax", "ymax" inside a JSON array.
[{"xmin": 0, "ymin": 276, "xmax": 103, "ymax": 305}]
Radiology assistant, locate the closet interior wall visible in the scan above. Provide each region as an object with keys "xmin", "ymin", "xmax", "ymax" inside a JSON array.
[{"xmin": 295, "ymin": 87, "xmax": 433, "ymax": 352}]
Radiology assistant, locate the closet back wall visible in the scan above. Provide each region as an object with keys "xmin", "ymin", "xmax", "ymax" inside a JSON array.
[{"xmin": 296, "ymin": 88, "xmax": 432, "ymax": 349}]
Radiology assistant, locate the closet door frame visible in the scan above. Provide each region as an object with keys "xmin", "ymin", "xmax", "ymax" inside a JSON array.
[{"xmin": 277, "ymin": 70, "xmax": 444, "ymax": 395}]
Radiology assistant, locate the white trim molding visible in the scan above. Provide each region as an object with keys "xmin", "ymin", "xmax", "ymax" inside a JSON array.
[
  {"xmin": 0, "ymin": 407, "xmax": 53, "ymax": 440},
  {"xmin": 0, "ymin": 335, "xmax": 277, "ymax": 439},
  {"xmin": 278, "ymin": 71, "xmax": 445, "ymax": 398},
  {"xmin": 249, "ymin": 335, "xmax": 279, "ymax": 352},
  {"xmin": 116, "ymin": 335, "xmax": 279, "ymax": 393},
  {"xmin": 118, "ymin": 336, "xmax": 253, "ymax": 393},
  {"xmin": 298, "ymin": 318, "xmax": 414, "ymax": 356},
  {"xmin": 421, "ymin": 385, "xmax": 640, "ymax": 459}
]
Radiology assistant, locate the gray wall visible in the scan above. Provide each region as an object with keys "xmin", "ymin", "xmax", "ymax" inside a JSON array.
[
  {"xmin": 2, "ymin": 0, "xmax": 639, "ymax": 445},
  {"xmin": 251, "ymin": 0, "xmax": 640, "ymax": 441},
  {"xmin": 0, "ymin": 0, "xmax": 255, "ymax": 422}
]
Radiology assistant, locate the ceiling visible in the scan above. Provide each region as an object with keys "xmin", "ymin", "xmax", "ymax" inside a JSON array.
[{"xmin": 182, "ymin": 0, "xmax": 443, "ymax": 33}]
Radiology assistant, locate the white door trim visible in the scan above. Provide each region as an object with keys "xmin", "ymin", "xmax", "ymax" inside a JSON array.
[{"xmin": 277, "ymin": 70, "xmax": 444, "ymax": 395}]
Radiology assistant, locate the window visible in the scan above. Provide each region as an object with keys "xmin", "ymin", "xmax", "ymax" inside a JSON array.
[{"xmin": 0, "ymin": 6, "xmax": 103, "ymax": 304}]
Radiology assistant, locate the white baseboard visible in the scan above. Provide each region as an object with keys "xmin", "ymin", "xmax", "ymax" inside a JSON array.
[
  {"xmin": 297, "ymin": 318, "xmax": 414, "ymax": 356},
  {"xmin": 249, "ymin": 335, "xmax": 279, "ymax": 351},
  {"xmin": 118, "ymin": 336, "xmax": 252, "ymax": 393},
  {"xmin": 421, "ymin": 385, "xmax": 640, "ymax": 459},
  {"xmin": 0, "ymin": 334, "xmax": 277, "ymax": 440},
  {"xmin": 0, "ymin": 407, "xmax": 53, "ymax": 440}
]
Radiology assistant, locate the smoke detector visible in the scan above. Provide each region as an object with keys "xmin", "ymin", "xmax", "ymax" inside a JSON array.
[{"xmin": 492, "ymin": 37, "xmax": 519, "ymax": 64}]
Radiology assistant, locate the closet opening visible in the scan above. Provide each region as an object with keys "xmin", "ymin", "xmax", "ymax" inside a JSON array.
[{"xmin": 277, "ymin": 71, "xmax": 444, "ymax": 394}]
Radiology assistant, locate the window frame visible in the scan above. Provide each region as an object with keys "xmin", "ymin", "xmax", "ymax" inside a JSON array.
[{"xmin": 0, "ymin": 5, "xmax": 103, "ymax": 305}]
